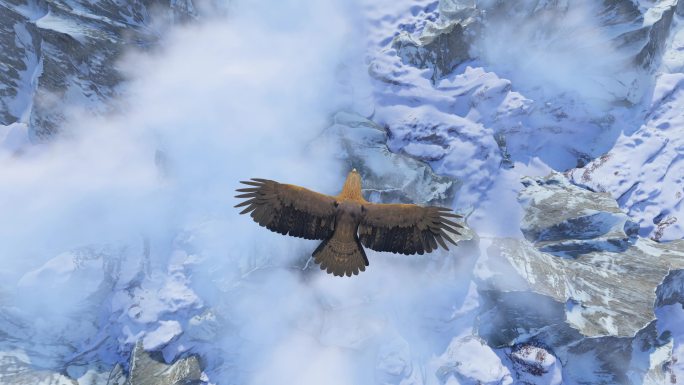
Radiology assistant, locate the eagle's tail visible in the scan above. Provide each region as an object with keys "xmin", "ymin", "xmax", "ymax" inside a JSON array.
[{"xmin": 312, "ymin": 233, "xmax": 369, "ymax": 277}]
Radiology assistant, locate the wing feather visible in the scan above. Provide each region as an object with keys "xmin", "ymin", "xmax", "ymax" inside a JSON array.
[
  {"xmin": 235, "ymin": 179, "xmax": 337, "ymax": 240},
  {"xmin": 358, "ymin": 204, "xmax": 462, "ymax": 254}
]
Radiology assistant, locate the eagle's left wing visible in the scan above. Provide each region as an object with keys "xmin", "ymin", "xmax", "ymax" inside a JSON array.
[
  {"xmin": 235, "ymin": 178, "xmax": 338, "ymax": 240},
  {"xmin": 358, "ymin": 204, "xmax": 462, "ymax": 255}
]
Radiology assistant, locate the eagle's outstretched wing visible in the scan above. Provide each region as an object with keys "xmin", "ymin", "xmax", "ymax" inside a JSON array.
[
  {"xmin": 235, "ymin": 178, "xmax": 337, "ymax": 240},
  {"xmin": 358, "ymin": 204, "xmax": 462, "ymax": 255}
]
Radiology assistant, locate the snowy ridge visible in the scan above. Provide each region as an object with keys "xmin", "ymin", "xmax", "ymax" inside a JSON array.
[{"xmin": 569, "ymin": 71, "xmax": 684, "ymax": 241}]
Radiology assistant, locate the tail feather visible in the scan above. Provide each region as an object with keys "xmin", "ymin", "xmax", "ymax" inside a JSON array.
[{"xmin": 313, "ymin": 235, "xmax": 368, "ymax": 277}]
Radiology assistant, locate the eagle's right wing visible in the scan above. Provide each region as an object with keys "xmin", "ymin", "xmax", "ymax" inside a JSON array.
[
  {"xmin": 358, "ymin": 204, "xmax": 462, "ymax": 255},
  {"xmin": 235, "ymin": 178, "xmax": 338, "ymax": 240}
]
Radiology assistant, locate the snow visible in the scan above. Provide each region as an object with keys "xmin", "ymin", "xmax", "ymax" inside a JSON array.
[
  {"xmin": 642, "ymin": 0, "xmax": 678, "ymax": 26},
  {"xmin": 429, "ymin": 336, "xmax": 513, "ymax": 385},
  {"xmin": 6, "ymin": 21, "xmax": 42, "ymax": 123},
  {"xmin": 143, "ymin": 320, "xmax": 183, "ymax": 350},
  {"xmin": 569, "ymin": 70, "xmax": 684, "ymax": 240},
  {"xmin": 35, "ymin": 11, "xmax": 90, "ymax": 42},
  {"xmin": 656, "ymin": 304, "xmax": 684, "ymax": 383},
  {"xmin": 662, "ymin": 15, "xmax": 684, "ymax": 73},
  {"xmin": 0, "ymin": 122, "xmax": 29, "ymax": 153}
]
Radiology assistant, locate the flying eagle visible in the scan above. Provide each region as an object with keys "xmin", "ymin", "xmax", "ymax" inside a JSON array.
[{"xmin": 235, "ymin": 169, "xmax": 463, "ymax": 277}]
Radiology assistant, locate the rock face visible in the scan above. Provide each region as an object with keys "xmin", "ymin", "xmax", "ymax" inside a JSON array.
[
  {"xmin": 0, "ymin": 341, "xmax": 203, "ymax": 385},
  {"xmin": 478, "ymin": 172, "xmax": 684, "ymax": 384},
  {"xmin": 0, "ymin": 0, "xmax": 196, "ymax": 140},
  {"xmin": 506, "ymin": 344, "xmax": 562, "ymax": 385},
  {"xmin": 124, "ymin": 342, "xmax": 203, "ymax": 385},
  {"xmin": 485, "ymin": 172, "xmax": 684, "ymax": 337},
  {"xmin": 519, "ymin": 173, "xmax": 639, "ymax": 258},
  {"xmin": 393, "ymin": 0, "xmax": 681, "ymax": 87},
  {"xmin": 392, "ymin": 19, "xmax": 474, "ymax": 81}
]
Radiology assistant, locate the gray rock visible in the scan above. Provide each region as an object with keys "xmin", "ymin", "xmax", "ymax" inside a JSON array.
[
  {"xmin": 656, "ymin": 269, "xmax": 684, "ymax": 308},
  {"xmin": 519, "ymin": 172, "xmax": 638, "ymax": 258},
  {"xmin": 0, "ymin": 3, "xmax": 40, "ymax": 126},
  {"xmin": 475, "ymin": 171, "xmax": 684, "ymax": 383},
  {"xmin": 473, "ymin": 0, "xmax": 678, "ymax": 72},
  {"xmin": 107, "ymin": 364, "xmax": 127, "ymax": 385},
  {"xmin": 634, "ymin": 3, "xmax": 677, "ymax": 68},
  {"xmin": 392, "ymin": 19, "xmax": 473, "ymax": 81},
  {"xmin": 487, "ymin": 237, "xmax": 684, "ymax": 337},
  {"xmin": 0, "ymin": 353, "xmax": 78, "ymax": 384},
  {"xmin": 0, "ymin": 0, "xmax": 199, "ymax": 140},
  {"xmin": 478, "ymin": 282, "xmax": 676, "ymax": 385},
  {"xmin": 417, "ymin": 0, "xmax": 682, "ymax": 101},
  {"xmin": 483, "ymin": 173, "xmax": 684, "ymax": 338},
  {"xmin": 126, "ymin": 341, "xmax": 203, "ymax": 385}
]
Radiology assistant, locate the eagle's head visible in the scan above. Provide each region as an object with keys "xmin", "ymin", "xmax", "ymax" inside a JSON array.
[{"xmin": 340, "ymin": 168, "xmax": 363, "ymax": 200}]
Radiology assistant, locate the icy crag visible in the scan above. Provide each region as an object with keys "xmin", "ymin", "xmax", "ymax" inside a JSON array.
[
  {"xmin": 479, "ymin": 172, "xmax": 684, "ymax": 384},
  {"xmin": 0, "ymin": 0, "xmax": 197, "ymax": 139}
]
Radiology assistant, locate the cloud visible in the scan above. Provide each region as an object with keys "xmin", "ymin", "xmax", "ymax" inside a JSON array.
[{"xmin": 475, "ymin": 0, "xmax": 643, "ymax": 106}]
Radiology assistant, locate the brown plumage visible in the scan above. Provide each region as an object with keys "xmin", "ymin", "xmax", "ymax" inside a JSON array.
[{"xmin": 235, "ymin": 169, "xmax": 463, "ymax": 277}]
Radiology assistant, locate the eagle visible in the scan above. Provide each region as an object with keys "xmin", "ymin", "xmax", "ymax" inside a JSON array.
[{"xmin": 235, "ymin": 169, "xmax": 463, "ymax": 277}]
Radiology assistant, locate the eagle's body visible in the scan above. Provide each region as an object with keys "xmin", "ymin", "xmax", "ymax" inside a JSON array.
[{"xmin": 235, "ymin": 169, "xmax": 462, "ymax": 277}]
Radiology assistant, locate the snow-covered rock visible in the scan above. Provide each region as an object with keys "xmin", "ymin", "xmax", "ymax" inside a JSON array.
[
  {"xmin": 519, "ymin": 172, "xmax": 639, "ymax": 258},
  {"xmin": 484, "ymin": 173, "xmax": 684, "ymax": 338},
  {"xmin": 0, "ymin": 0, "xmax": 198, "ymax": 139},
  {"xmin": 125, "ymin": 341, "xmax": 203, "ymax": 385},
  {"xmin": 507, "ymin": 344, "xmax": 562, "ymax": 385},
  {"xmin": 478, "ymin": 172, "xmax": 684, "ymax": 384},
  {"xmin": 392, "ymin": 18, "xmax": 474, "ymax": 81},
  {"xmin": 569, "ymin": 72, "xmax": 684, "ymax": 241}
]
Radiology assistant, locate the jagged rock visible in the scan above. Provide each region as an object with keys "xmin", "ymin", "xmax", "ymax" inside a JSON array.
[
  {"xmin": 317, "ymin": 111, "xmax": 458, "ymax": 207},
  {"xmin": 0, "ymin": 0, "xmax": 199, "ymax": 140},
  {"xmin": 488, "ymin": 237, "xmax": 684, "ymax": 337},
  {"xmin": 508, "ymin": 344, "xmax": 562, "ymax": 385},
  {"xmin": 438, "ymin": 0, "xmax": 477, "ymax": 21},
  {"xmin": 392, "ymin": 19, "xmax": 473, "ymax": 81},
  {"xmin": 519, "ymin": 172, "xmax": 639, "ymax": 258},
  {"xmin": 477, "ymin": 171, "xmax": 684, "ymax": 384},
  {"xmin": 478, "ymin": 288, "xmax": 677, "ymax": 385},
  {"xmin": 466, "ymin": 0, "xmax": 679, "ymax": 71},
  {"xmin": 484, "ymin": 173, "xmax": 684, "ymax": 337},
  {"xmin": 126, "ymin": 341, "xmax": 203, "ymax": 385},
  {"xmin": 107, "ymin": 364, "xmax": 127, "ymax": 385},
  {"xmin": 656, "ymin": 269, "xmax": 684, "ymax": 308},
  {"xmin": 426, "ymin": 0, "xmax": 681, "ymax": 105},
  {"xmin": 0, "ymin": 3, "xmax": 40, "ymax": 126},
  {"xmin": 634, "ymin": 1, "xmax": 677, "ymax": 68},
  {"xmin": 0, "ymin": 352, "xmax": 78, "ymax": 385}
]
